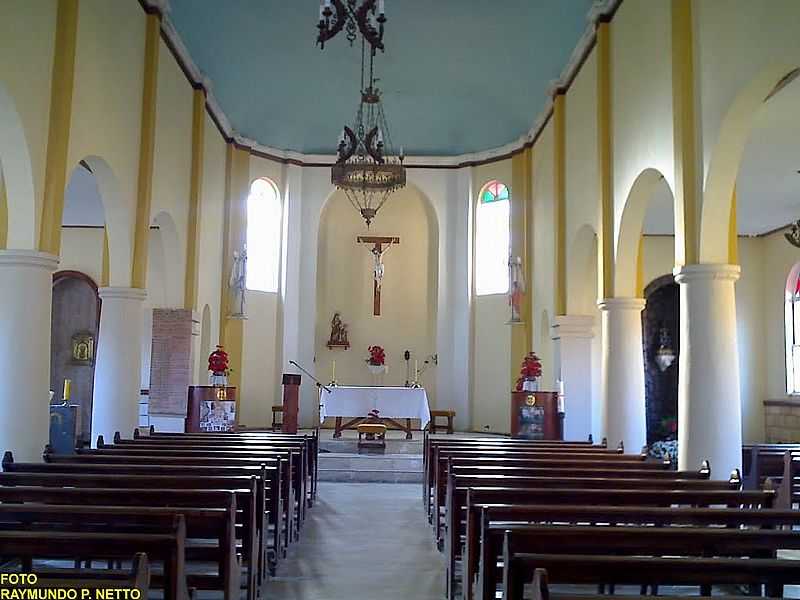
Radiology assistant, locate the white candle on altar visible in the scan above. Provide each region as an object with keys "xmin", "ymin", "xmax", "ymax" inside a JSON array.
[
  {"xmin": 332, "ymin": 360, "xmax": 336, "ymax": 382},
  {"xmin": 414, "ymin": 359, "xmax": 419, "ymax": 381}
]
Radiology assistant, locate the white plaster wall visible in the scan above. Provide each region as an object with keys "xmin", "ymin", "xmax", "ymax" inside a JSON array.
[
  {"xmin": 611, "ymin": 0, "xmax": 674, "ymax": 259},
  {"xmin": 68, "ymin": 0, "xmax": 145, "ymax": 286},
  {"xmin": 240, "ymin": 290, "xmax": 279, "ymax": 426},
  {"xmin": 0, "ymin": 1, "xmax": 56, "ymax": 247},
  {"xmin": 151, "ymin": 38, "xmax": 193, "ymax": 307},
  {"xmin": 531, "ymin": 123, "xmax": 556, "ymax": 389},
  {"xmin": 58, "ymin": 227, "xmax": 104, "ymax": 284},
  {"xmin": 194, "ymin": 113, "xmax": 226, "ymax": 383}
]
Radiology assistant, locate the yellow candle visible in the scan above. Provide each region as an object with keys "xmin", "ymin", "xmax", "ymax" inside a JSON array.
[
  {"xmin": 414, "ymin": 360, "xmax": 419, "ymax": 381},
  {"xmin": 63, "ymin": 379, "xmax": 71, "ymax": 401}
]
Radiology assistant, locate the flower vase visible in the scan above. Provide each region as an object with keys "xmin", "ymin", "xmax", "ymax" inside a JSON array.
[
  {"xmin": 521, "ymin": 378, "xmax": 539, "ymax": 392},
  {"xmin": 367, "ymin": 364, "xmax": 387, "ymax": 386}
]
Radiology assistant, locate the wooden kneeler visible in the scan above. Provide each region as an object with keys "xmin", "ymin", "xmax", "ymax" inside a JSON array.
[{"xmin": 358, "ymin": 423, "xmax": 387, "ymax": 453}]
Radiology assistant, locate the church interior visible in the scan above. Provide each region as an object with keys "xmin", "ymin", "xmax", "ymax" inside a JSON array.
[{"xmin": 2, "ymin": 0, "xmax": 800, "ymax": 598}]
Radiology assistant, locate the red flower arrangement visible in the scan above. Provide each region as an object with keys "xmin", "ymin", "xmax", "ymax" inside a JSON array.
[
  {"xmin": 515, "ymin": 351, "xmax": 542, "ymax": 391},
  {"xmin": 208, "ymin": 345, "xmax": 230, "ymax": 376},
  {"xmin": 366, "ymin": 345, "xmax": 386, "ymax": 366}
]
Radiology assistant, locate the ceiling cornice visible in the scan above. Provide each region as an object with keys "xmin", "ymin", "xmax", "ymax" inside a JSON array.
[{"xmin": 140, "ymin": 0, "xmax": 622, "ymax": 169}]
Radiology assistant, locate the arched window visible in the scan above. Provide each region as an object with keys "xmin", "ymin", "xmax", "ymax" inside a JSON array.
[
  {"xmin": 786, "ymin": 264, "xmax": 800, "ymax": 394},
  {"xmin": 246, "ymin": 178, "xmax": 281, "ymax": 293},
  {"xmin": 475, "ymin": 180, "xmax": 510, "ymax": 295}
]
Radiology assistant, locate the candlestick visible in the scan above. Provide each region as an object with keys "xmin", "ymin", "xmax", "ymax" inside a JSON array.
[{"xmin": 63, "ymin": 379, "xmax": 71, "ymax": 402}]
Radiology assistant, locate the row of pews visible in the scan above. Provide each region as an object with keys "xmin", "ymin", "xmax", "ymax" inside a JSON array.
[
  {"xmin": 423, "ymin": 433, "xmax": 800, "ymax": 600},
  {"xmin": 0, "ymin": 427, "xmax": 319, "ymax": 600}
]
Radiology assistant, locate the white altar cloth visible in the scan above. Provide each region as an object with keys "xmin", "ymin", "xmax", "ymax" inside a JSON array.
[{"xmin": 319, "ymin": 386, "xmax": 431, "ymax": 429}]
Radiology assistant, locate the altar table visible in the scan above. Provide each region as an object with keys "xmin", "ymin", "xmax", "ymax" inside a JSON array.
[{"xmin": 319, "ymin": 386, "xmax": 431, "ymax": 439}]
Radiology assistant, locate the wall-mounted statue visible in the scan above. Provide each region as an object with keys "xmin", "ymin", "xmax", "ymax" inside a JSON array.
[
  {"xmin": 327, "ymin": 312, "xmax": 350, "ymax": 348},
  {"xmin": 228, "ymin": 245, "xmax": 248, "ymax": 319}
]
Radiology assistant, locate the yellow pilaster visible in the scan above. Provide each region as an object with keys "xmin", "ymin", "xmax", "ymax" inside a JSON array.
[
  {"xmin": 184, "ymin": 89, "xmax": 206, "ymax": 310},
  {"xmin": 130, "ymin": 12, "xmax": 161, "ymax": 289},
  {"xmin": 510, "ymin": 147, "xmax": 533, "ymax": 387},
  {"xmin": 596, "ymin": 20, "xmax": 614, "ymax": 299},
  {"xmin": 636, "ymin": 235, "xmax": 645, "ymax": 298},
  {"xmin": 553, "ymin": 92, "xmax": 567, "ymax": 315},
  {"xmin": 671, "ymin": 0, "xmax": 700, "ymax": 267},
  {"xmin": 39, "ymin": 0, "xmax": 79, "ymax": 255},
  {"xmin": 218, "ymin": 145, "xmax": 249, "ymax": 391},
  {"xmin": 101, "ymin": 229, "xmax": 110, "ymax": 287},
  {"xmin": 728, "ymin": 187, "xmax": 738, "ymax": 265},
  {"xmin": 0, "ymin": 172, "xmax": 7, "ymax": 248}
]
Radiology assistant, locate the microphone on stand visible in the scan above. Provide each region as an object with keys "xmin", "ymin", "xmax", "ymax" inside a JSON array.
[{"xmin": 289, "ymin": 360, "xmax": 333, "ymax": 394}]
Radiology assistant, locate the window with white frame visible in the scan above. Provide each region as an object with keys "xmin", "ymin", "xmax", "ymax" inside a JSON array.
[
  {"xmin": 475, "ymin": 180, "xmax": 511, "ymax": 296},
  {"xmin": 245, "ymin": 178, "xmax": 281, "ymax": 293},
  {"xmin": 785, "ymin": 264, "xmax": 800, "ymax": 394}
]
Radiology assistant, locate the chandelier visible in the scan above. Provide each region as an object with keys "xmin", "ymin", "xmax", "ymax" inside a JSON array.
[
  {"xmin": 329, "ymin": 38, "xmax": 405, "ymax": 227},
  {"xmin": 317, "ymin": 0, "xmax": 386, "ymax": 51}
]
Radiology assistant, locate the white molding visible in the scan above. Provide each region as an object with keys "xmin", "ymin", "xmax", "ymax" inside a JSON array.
[
  {"xmin": 151, "ymin": 0, "xmax": 619, "ymax": 166},
  {"xmin": 673, "ymin": 264, "xmax": 742, "ymax": 284},
  {"xmin": 597, "ymin": 297, "xmax": 646, "ymax": 312},
  {"xmin": 0, "ymin": 250, "xmax": 59, "ymax": 271},
  {"xmin": 551, "ymin": 314, "xmax": 597, "ymax": 339},
  {"xmin": 98, "ymin": 287, "xmax": 148, "ymax": 302}
]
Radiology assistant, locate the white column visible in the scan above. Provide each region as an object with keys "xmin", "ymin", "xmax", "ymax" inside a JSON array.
[
  {"xmin": 674, "ymin": 264, "xmax": 741, "ymax": 478},
  {"xmin": 598, "ymin": 298, "xmax": 646, "ymax": 451},
  {"xmin": 552, "ymin": 315, "xmax": 595, "ymax": 441},
  {"xmin": 0, "ymin": 250, "xmax": 59, "ymax": 461},
  {"xmin": 92, "ymin": 287, "xmax": 146, "ymax": 444}
]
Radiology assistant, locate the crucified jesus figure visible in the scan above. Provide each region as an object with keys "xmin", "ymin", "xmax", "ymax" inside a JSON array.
[{"xmin": 357, "ymin": 236, "xmax": 400, "ymax": 316}]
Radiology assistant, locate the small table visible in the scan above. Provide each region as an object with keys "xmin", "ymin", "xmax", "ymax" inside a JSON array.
[{"xmin": 320, "ymin": 386, "xmax": 431, "ymax": 439}]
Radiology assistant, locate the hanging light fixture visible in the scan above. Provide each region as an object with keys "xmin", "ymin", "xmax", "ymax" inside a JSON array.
[
  {"xmin": 330, "ymin": 38, "xmax": 405, "ymax": 227},
  {"xmin": 317, "ymin": 0, "xmax": 386, "ymax": 51},
  {"xmin": 654, "ymin": 327, "xmax": 677, "ymax": 372}
]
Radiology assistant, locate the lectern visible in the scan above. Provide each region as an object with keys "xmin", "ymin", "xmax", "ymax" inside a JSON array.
[
  {"xmin": 281, "ymin": 373, "xmax": 301, "ymax": 434},
  {"xmin": 186, "ymin": 386, "xmax": 237, "ymax": 432},
  {"xmin": 510, "ymin": 391, "xmax": 562, "ymax": 440}
]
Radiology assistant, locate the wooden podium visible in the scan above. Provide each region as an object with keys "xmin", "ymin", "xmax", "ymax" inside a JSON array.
[
  {"xmin": 510, "ymin": 391, "xmax": 562, "ymax": 440},
  {"xmin": 281, "ymin": 374, "xmax": 300, "ymax": 434},
  {"xmin": 186, "ymin": 386, "xmax": 237, "ymax": 432}
]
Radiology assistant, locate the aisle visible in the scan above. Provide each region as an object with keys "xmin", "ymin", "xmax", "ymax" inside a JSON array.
[{"xmin": 262, "ymin": 482, "xmax": 445, "ymax": 599}]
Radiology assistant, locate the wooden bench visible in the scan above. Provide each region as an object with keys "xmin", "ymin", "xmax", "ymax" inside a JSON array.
[
  {"xmin": 444, "ymin": 483, "xmax": 762, "ymax": 600},
  {"xmin": 0, "ymin": 485, "xmax": 258, "ymax": 596},
  {"xmin": 0, "ymin": 516, "xmax": 188, "ymax": 600},
  {"xmin": 15, "ymin": 552, "xmax": 150, "ymax": 597},
  {"xmin": 429, "ymin": 409, "xmax": 456, "ymax": 434},
  {"xmin": 471, "ymin": 503, "xmax": 800, "ymax": 600},
  {"xmin": 502, "ymin": 541, "xmax": 800, "ymax": 600}
]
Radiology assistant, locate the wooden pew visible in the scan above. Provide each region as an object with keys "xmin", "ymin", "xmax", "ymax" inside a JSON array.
[
  {"xmin": 741, "ymin": 444, "xmax": 800, "ymax": 490},
  {"xmin": 472, "ymin": 503, "xmax": 800, "ymax": 600},
  {"xmin": 0, "ymin": 469, "xmax": 272, "ymax": 581},
  {"xmin": 135, "ymin": 427, "xmax": 320, "ymax": 505},
  {"xmin": 431, "ymin": 453, "xmax": 677, "ymax": 530},
  {"xmin": 502, "ymin": 539, "xmax": 800, "ymax": 600},
  {"xmin": 0, "ymin": 504, "xmax": 240, "ymax": 600},
  {"xmin": 425, "ymin": 445, "xmax": 652, "ymax": 526},
  {"xmin": 0, "ymin": 485, "xmax": 258, "ymax": 595},
  {"xmin": 74, "ymin": 443, "xmax": 294, "ymax": 548},
  {"xmin": 25, "ymin": 552, "xmax": 150, "ymax": 597},
  {"xmin": 97, "ymin": 435, "xmax": 305, "ymax": 529},
  {"xmin": 443, "ymin": 482, "xmax": 758, "ymax": 600},
  {"xmin": 0, "ymin": 516, "xmax": 188, "ymax": 600}
]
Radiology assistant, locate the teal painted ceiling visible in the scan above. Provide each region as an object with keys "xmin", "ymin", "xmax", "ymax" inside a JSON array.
[{"xmin": 168, "ymin": 0, "xmax": 596, "ymax": 156}]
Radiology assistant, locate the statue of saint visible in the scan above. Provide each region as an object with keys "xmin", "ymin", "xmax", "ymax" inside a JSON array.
[
  {"xmin": 508, "ymin": 255, "xmax": 526, "ymax": 323},
  {"xmin": 328, "ymin": 312, "xmax": 349, "ymax": 347},
  {"xmin": 228, "ymin": 246, "xmax": 247, "ymax": 318}
]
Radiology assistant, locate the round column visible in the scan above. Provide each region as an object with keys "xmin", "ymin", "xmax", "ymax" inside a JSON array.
[
  {"xmin": 598, "ymin": 298, "xmax": 646, "ymax": 451},
  {"xmin": 0, "ymin": 250, "xmax": 59, "ymax": 461},
  {"xmin": 674, "ymin": 264, "xmax": 741, "ymax": 478},
  {"xmin": 91, "ymin": 287, "xmax": 146, "ymax": 445}
]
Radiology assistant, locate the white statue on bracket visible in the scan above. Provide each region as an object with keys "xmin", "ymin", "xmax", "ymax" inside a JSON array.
[{"xmin": 228, "ymin": 245, "xmax": 248, "ymax": 319}]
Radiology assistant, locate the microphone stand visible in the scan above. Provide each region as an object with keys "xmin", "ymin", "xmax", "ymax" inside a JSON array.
[{"xmin": 289, "ymin": 360, "xmax": 333, "ymax": 394}]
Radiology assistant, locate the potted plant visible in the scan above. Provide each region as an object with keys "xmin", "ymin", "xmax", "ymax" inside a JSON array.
[
  {"xmin": 515, "ymin": 352, "xmax": 542, "ymax": 392},
  {"xmin": 365, "ymin": 345, "xmax": 387, "ymax": 375}
]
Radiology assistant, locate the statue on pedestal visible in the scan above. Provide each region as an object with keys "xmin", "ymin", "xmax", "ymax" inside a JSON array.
[{"xmin": 228, "ymin": 246, "xmax": 247, "ymax": 319}]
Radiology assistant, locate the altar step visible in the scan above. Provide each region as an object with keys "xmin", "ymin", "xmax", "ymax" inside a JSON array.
[
  {"xmin": 318, "ymin": 436, "xmax": 423, "ymax": 455},
  {"xmin": 318, "ymin": 452, "xmax": 423, "ymax": 483}
]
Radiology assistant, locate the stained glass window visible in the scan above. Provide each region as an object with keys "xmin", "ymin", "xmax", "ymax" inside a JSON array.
[
  {"xmin": 475, "ymin": 180, "xmax": 510, "ymax": 296},
  {"xmin": 246, "ymin": 178, "xmax": 282, "ymax": 293}
]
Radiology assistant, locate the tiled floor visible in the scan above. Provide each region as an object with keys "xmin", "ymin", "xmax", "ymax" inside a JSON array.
[{"xmin": 261, "ymin": 482, "xmax": 445, "ymax": 600}]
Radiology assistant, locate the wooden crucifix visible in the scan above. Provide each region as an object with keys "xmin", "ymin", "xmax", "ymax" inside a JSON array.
[{"xmin": 357, "ymin": 235, "xmax": 400, "ymax": 316}]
